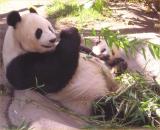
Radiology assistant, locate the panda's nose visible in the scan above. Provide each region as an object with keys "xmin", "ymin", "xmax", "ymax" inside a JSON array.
[{"xmin": 49, "ymin": 38, "xmax": 56, "ymax": 43}]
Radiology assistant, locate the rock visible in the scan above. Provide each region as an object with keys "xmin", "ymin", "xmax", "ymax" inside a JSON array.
[
  {"xmin": 8, "ymin": 90, "xmax": 87, "ymax": 130},
  {"xmin": 0, "ymin": 95, "xmax": 11, "ymax": 130}
]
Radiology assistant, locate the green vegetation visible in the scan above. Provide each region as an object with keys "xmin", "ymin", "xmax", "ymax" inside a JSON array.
[
  {"xmin": 101, "ymin": 28, "xmax": 160, "ymax": 60},
  {"xmin": 46, "ymin": 0, "xmax": 111, "ymax": 28},
  {"xmin": 83, "ymin": 27, "xmax": 160, "ymax": 61},
  {"xmin": 88, "ymin": 72, "xmax": 160, "ymax": 129}
]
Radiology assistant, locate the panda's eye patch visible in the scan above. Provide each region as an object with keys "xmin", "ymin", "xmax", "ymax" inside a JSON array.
[
  {"xmin": 48, "ymin": 26, "xmax": 54, "ymax": 33},
  {"xmin": 35, "ymin": 28, "xmax": 42, "ymax": 39}
]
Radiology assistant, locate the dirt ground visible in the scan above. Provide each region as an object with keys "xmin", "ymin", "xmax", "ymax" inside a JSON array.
[{"xmin": 0, "ymin": 0, "xmax": 160, "ymax": 129}]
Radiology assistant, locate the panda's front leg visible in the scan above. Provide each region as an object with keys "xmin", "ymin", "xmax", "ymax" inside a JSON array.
[{"xmin": 6, "ymin": 53, "xmax": 37, "ymax": 90}]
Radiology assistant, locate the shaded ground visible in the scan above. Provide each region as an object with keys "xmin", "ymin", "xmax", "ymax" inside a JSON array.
[
  {"xmin": 0, "ymin": 0, "xmax": 160, "ymax": 129},
  {"xmin": 76, "ymin": 2, "xmax": 160, "ymax": 42}
]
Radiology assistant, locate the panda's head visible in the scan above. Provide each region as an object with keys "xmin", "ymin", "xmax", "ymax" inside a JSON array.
[{"xmin": 7, "ymin": 9, "xmax": 58, "ymax": 53}]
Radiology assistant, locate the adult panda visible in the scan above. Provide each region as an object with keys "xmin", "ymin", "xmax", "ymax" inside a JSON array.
[{"xmin": 3, "ymin": 9, "xmax": 120, "ymax": 129}]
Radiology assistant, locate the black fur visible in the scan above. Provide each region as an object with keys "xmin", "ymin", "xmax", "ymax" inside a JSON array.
[
  {"xmin": 6, "ymin": 27, "xmax": 81, "ymax": 93},
  {"xmin": 108, "ymin": 57, "xmax": 128, "ymax": 76},
  {"xmin": 7, "ymin": 11, "xmax": 21, "ymax": 28},
  {"xmin": 35, "ymin": 28, "xmax": 42, "ymax": 39},
  {"xmin": 79, "ymin": 45, "xmax": 127, "ymax": 76},
  {"xmin": 29, "ymin": 7, "xmax": 37, "ymax": 13}
]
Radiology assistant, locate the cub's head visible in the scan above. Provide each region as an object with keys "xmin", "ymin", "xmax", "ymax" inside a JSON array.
[{"xmin": 7, "ymin": 8, "xmax": 58, "ymax": 53}]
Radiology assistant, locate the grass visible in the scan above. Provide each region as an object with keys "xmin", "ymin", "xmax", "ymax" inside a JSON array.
[
  {"xmin": 88, "ymin": 72, "xmax": 160, "ymax": 129},
  {"xmin": 46, "ymin": 0, "xmax": 111, "ymax": 28}
]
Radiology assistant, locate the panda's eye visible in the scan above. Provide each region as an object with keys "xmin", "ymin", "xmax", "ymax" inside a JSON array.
[
  {"xmin": 48, "ymin": 26, "xmax": 54, "ymax": 33},
  {"xmin": 35, "ymin": 28, "xmax": 42, "ymax": 39}
]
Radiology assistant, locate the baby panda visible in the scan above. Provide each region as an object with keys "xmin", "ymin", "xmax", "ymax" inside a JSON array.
[
  {"xmin": 80, "ymin": 42, "xmax": 128, "ymax": 76},
  {"xmin": 3, "ymin": 9, "xmax": 120, "ymax": 121}
]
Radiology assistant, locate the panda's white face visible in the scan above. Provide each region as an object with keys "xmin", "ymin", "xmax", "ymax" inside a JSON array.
[{"xmin": 14, "ymin": 13, "xmax": 58, "ymax": 53}]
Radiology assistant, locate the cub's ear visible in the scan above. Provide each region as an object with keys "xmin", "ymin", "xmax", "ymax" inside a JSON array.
[
  {"xmin": 7, "ymin": 11, "xmax": 21, "ymax": 28},
  {"xmin": 29, "ymin": 7, "xmax": 37, "ymax": 14}
]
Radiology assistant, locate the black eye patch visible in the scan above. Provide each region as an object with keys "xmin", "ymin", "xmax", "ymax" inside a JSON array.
[{"xmin": 35, "ymin": 28, "xmax": 42, "ymax": 39}]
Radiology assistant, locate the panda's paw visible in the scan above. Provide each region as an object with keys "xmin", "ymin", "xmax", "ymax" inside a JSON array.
[
  {"xmin": 109, "ymin": 57, "xmax": 128, "ymax": 76},
  {"xmin": 60, "ymin": 27, "xmax": 80, "ymax": 39}
]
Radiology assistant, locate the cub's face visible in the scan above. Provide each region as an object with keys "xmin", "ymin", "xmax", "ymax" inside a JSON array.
[{"xmin": 8, "ymin": 11, "xmax": 58, "ymax": 53}]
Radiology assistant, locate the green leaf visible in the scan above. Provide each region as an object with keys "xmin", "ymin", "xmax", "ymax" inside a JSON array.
[
  {"xmin": 84, "ymin": 38, "xmax": 92, "ymax": 48},
  {"xmin": 142, "ymin": 48, "xmax": 146, "ymax": 60},
  {"xmin": 154, "ymin": 45, "xmax": 160, "ymax": 59},
  {"xmin": 91, "ymin": 28, "xmax": 97, "ymax": 36},
  {"xmin": 148, "ymin": 45, "xmax": 156, "ymax": 59}
]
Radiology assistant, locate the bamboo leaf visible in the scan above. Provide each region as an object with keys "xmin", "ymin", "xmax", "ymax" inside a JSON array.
[
  {"xmin": 142, "ymin": 48, "xmax": 146, "ymax": 60},
  {"xmin": 148, "ymin": 45, "xmax": 156, "ymax": 59},
  {"xmin": 91, "ymin": 28, "xmax": 97, "ymax": 36}
]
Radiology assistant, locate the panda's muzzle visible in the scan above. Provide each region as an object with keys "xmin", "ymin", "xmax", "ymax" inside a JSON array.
[
  {"xmin": 41, "ymin": 38, "xmax": 57, "ymax": 48},
  {"xmin": 41, "ymin": 45, "xmax": 54, "ymax": 48},
  {"xmin": 49, "ymin": 38, "xmax": 56, "ymax": 43}
]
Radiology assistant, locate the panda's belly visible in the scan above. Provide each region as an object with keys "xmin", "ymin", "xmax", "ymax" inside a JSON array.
[{"xmin": 47, "ymin": 53, "xmax": 118, "ymax": 115}]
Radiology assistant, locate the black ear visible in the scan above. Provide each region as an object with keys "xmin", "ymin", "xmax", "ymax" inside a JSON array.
[
  {"xmin": 7, "ymin": 11, "xmax": 21, "ymax": 28},
  {"xmin": 29, "ymin": 7, "xmax": 37, "ymax": 13}
]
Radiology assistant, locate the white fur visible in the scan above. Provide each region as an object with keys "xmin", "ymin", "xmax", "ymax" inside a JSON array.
[
  {"xmin": 2, "ymin": 27, "xmax": 24, "ymax": 71},
  {"xmin": 6, "ymin": 52, "xmax": 118, "ymax": 129},
  {"xmin": 48, "ymin": 53, "xmax": 118, "ymax": 115},
  {"xmin": 3, "ymin": 13, "xmax": 58, "ymax": 70},
  {"xmin": 92, "ymin": 41, "xmax": 109, "ymax": 56}
]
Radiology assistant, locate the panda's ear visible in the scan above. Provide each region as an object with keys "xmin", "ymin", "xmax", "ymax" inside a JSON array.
[
  {"xmin": 29, "ymin": 7, "xmax": 37, "ymax": 14},
  {"xmin": 7, "ymin": 11, "xmax": 21, "ymax": 28}
]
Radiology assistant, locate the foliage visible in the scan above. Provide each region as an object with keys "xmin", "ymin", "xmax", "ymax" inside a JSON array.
[
  {"xmin": 47, "ymin": 0, "xmax": 80, "ymax": 19},
  {"xmin": 93, "ymin": 0, "xmax": 105, "ymax": 12},
  {"xmin": 115, "ymin": 72, "xmax": 160, "ymax": 127},
  {"xmin": 89, "ymin": 72, "xmax": 160, "ymax": 128},
  {"xmin": 46, "ymin": 0, "xmax": 111, "ymax": 28},
  {"xmin": 92, "ymin": 0, "xmax": 111, "ymax": 16},
  {"xmin": 89, "ymin": 27, "xmax": 160, "ymax": 60}
]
